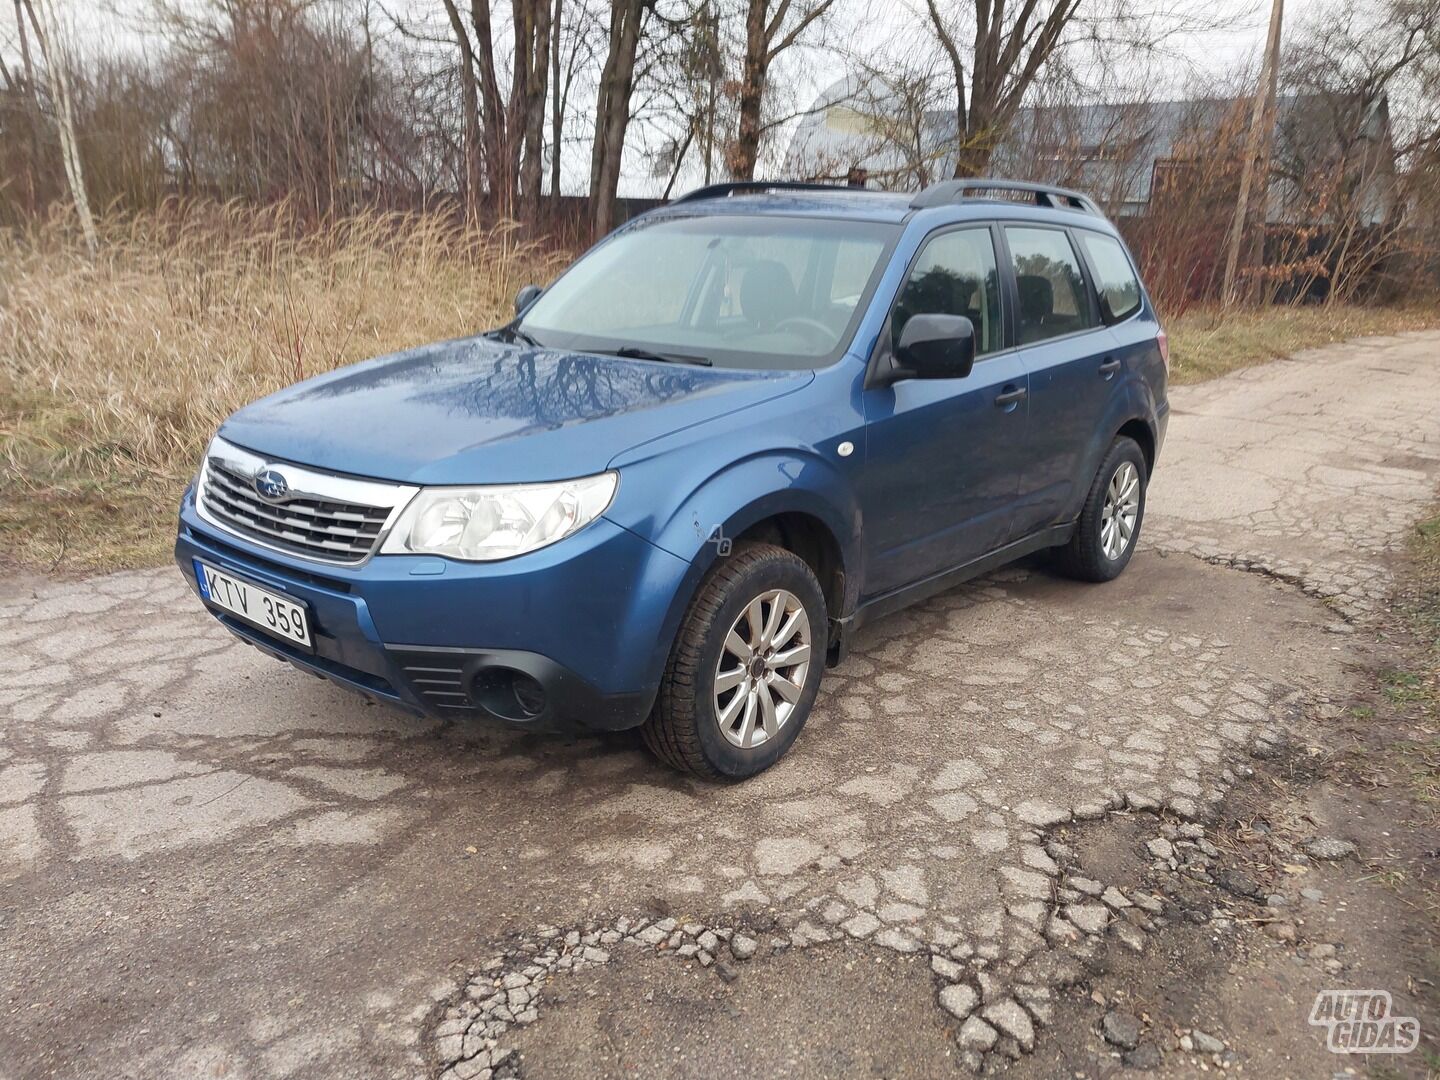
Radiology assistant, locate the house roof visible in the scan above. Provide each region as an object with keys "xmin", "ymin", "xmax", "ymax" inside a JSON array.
[{"xmin": 785, "ymin": 79, "xmax": 1393, "ymax": 215}]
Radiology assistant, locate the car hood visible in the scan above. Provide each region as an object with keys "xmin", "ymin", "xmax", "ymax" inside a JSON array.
[{"xmin": 218, "ymin": 334, "xmax": 814, "ymax": 485}]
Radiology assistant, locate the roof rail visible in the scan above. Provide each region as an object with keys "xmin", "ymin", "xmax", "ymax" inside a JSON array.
[
  {"xmin": 910, "ymin": 178, "xmax": 1104, "ymax": 216},
  {"xmin": 672, "ymin": 180, "xmax": 889, "ymax": 204}
]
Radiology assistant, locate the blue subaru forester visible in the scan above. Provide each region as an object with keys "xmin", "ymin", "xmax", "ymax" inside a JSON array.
[{"xmin": 176, "ymin": 179, "xmax": 1168, "ymax": 779}]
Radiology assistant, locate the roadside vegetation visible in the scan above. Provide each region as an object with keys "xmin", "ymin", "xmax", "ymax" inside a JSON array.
[
  {"xmin": 4, "ymin": 204, "xmax": 1436, "ymax": 573},
  {"xmin": 1390, "ymin": 512, "xmax": 1440, "ymax": 816},
  {"xmin": 1165, "ymin": 304, "xmax": 1440, "ymax": 386},
  {"xmin": 0, "ymin": 203, "xmax": 563, "ymax": 572},
  {"xmin": 1322, "ymin": 506, "xmax": 1440, "ymax": 929}
]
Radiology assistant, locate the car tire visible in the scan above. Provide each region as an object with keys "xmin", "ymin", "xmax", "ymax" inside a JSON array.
[
  {"xmin": 1052, "ymin": 436, "xmax": 1148, "ymax": 583},
  {"xmin": 641, "ymin": 543, "xmax": 828, "ymax": 780}
]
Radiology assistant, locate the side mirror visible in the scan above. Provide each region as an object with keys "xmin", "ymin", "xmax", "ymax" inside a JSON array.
[
  {"xmin": 514, "ymin": 284, "xmax": 542, "ymax": 317},
  {"xmin": 893, "ymin": 313, "xmax": 976, "ymax": 381}
]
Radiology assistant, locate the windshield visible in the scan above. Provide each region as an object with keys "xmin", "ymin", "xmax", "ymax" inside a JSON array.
[{"xmin": 518, "ymin": 214, "xmax": 898, "ymax": 370}]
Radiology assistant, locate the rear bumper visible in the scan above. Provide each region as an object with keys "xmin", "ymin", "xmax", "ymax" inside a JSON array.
[{"xmin": 174, "ymin": 485, "xmax": 688, "ymax": 732}]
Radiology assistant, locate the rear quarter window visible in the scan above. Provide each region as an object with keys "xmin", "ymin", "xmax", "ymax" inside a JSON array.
[{"xmin": 1078, "ymin": 232, "xmax": 1142, "ymax": 322}]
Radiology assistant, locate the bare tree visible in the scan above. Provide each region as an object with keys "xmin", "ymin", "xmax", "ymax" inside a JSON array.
[
  {"xmin": 638, "ymin": 0, "xmax": 727, "ymax": 195},
  {"xmin": 550, "ymin": 0, "xmax": 565, "ymax": 197},
  {"xmin": 925, "ymin": 0, "xmax": 1083, "ymax": 176},
  {"xmin": 787, "ymin": 55, "xmax": 951, "ymax": 188},
  {"xmin": 427, "ymin": 0, "xmax": 557, "ymax": 218},
  {"xmin": 589, "ymin": 0, "xmax": 652, "ymax": 236},
  {"xmin": 7, "ymin": 0, "xmax": 43, "ymax": 210},
  {"xmin": 729, "ymin": 0, "xmax": 836, "ymax": 179},
  {"xmin": 512, "ymin": 0, "xmax": 553, "ymax": 214},
  {"xmin": 678, "ymin": 1, "xmax": 725, "ymax": 184},
  {"xmin": 440, "ymin": 0, "xmax": 485, "ymax": 215},
  {"xmin": 693, "ymin": 3, "xmax": 724, "ymax": 183},
  {"xmin": 1268, "ymin": 0, "xmax": 1440, "ymax": 303},
  {"xmin": 543, "ymin": 0, "xmax": 605, "ymax": 211},
  {"xmin": 466, "ymin": 1, "xmax": 511, "ymax": 212},
  {"xmin": 30, "ymin": 0, "xmax": 95, "ymax": 251},
  {"xmin": 1129, "ymin": 93, "xmax": 1250, "ymax": 312}
]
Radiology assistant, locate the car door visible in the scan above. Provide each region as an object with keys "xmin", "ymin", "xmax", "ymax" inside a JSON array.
[
  {"xmin": 1074, "ymin": 226, "xmax": 1156, "ymax": 387},
  {"xmin": 1002, "ymin": 223, "xmax": 1118, "ymax": 538},
  {"xmin": 859, "ymin": 224, "xmax": 1030, "ymax": 599}
]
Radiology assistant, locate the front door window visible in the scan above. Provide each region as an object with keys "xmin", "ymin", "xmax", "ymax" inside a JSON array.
[{"xmin": 891, "ymin": 228, "xmax": 1003, "ymax": 355}]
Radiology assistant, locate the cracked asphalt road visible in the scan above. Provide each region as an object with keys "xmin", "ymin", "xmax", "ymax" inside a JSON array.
[{"xmin": 2, "ymin": 332, "xmax": 1437, "ymax": 1079}]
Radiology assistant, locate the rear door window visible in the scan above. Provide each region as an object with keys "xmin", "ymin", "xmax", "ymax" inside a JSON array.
[
  {"xmin": 1077, "ymin": 231, "xmax": 1143, "ymax": 322},
  {"xmin": 1004, "ymin": 226, "xmax": 1098, "ymax": 345}
]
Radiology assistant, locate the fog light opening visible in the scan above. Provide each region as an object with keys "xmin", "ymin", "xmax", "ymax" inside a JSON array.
[{"xmin": 471, "ymin": 667, "xmax": 548, "ymax": 721}]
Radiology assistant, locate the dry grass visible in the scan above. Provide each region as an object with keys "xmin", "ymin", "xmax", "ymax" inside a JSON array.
[
  {"xmin": 1394, "ymin": 511, "xmax": 1440, "ymax": 811},
  {"xmin": 1, "ymin": 201, "xmax": 564, "ymax": 571},
  {"xmin": 4, "ymin": 206, "xmax": 1438, "ymax": 573},
  {"xmin": 1165, "ymin": 302, "xmax": 1440, "ymax": 385}
]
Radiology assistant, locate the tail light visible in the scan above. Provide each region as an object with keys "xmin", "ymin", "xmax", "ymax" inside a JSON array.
[{"xmin": 1156, "ymin": 328, "xmax": 1170, "ymax": 371}]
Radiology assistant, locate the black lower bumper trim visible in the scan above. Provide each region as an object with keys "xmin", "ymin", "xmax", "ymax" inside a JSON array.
[{"xmin": 387, "ymin": 644, "xmax": 655, "ymax": 733}]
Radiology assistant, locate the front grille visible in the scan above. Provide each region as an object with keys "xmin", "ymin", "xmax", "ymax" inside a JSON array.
[
  {"xmin": 193, "ymin": 530, "xmax": 354, "ymax": 592},
  {"xmin": 194, "ymin": 443, "xmax": 408, "ymax": 570}
]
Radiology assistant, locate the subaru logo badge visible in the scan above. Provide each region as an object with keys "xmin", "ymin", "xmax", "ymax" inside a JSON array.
[{"xmin": 254, "ymin": 468, "xmax": 290, "ymax": 501}]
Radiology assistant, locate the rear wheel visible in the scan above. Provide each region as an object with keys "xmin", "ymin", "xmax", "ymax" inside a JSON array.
[
  {"xmin": 1053, "ymin": 436, "xmax": 1147, "ymax": 582},
  {"xmin": 641, "ymin": 543, "xmax": 827, "ymax": 780}
]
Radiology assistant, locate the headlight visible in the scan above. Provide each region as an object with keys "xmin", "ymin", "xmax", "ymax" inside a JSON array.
[{"xmin": 380, "ymin": 472, "xmax": 617, "ymax": 561}]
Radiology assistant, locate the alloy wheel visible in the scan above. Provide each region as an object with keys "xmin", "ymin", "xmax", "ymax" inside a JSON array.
[
  {"xmin": 1100, "ymin": 460, "xmax": 1140, "ymax": 560},
  {"xmin": 713, "ymin": 589, "xmax": 812, "ymax": 749}
]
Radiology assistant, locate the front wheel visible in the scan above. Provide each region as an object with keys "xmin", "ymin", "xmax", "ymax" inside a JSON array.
[
  {"xmin": 641, "ymin": 543, "xmax": 827, "ymax": 780},
  {"xmin": 1052, "ymin": 436, "xmax": 1148, "ymax": 582}
]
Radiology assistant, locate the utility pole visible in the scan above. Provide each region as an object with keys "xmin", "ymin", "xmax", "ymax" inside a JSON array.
[{"xmin": 1221, "ymin": 0, "xmax": 1284, "ymax": 307}]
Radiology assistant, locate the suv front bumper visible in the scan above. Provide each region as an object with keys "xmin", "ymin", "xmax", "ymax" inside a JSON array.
[{"xmin": 174, "ymin": 485, "xmax": 690, "ymax": 733}]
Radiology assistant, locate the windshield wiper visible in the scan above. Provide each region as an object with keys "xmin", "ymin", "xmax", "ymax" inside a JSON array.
[
  {"xmin": 605, "ymin": 345, "xmax": 712, "ymax": 367},
  {"xmin": 506, "ymin": 326, "xmax": 543, "ymax": 348},
  {"xmin": 486, "ymin": 326, "xmax": 539, "ymax": 347}
]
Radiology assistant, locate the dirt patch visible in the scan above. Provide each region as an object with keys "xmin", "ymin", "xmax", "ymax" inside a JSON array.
[
  {"xmin": 497, "ymin": 941, "xmax": 958, "ymax": 1079},
  {"xmin": 1063, "ymin": 814, "xmax": 1152, "ymax": 887},
  {"xmin": 1001, "ymin": 746, "xmax": 1437, "ymax": 1078}
]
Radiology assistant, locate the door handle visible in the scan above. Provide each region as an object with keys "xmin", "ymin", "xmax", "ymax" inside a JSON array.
[
  {"xmin": 1099, "ymin": 357, "xmax": 1121, "ymax": 377},
  {"xmin": 994, "ymin": 385, "xmax": 1028, "ymax": 407}
]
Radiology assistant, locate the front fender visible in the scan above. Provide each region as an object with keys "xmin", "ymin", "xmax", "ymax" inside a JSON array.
[
  {"xmin": 605, "ymin": 449, "xmax": 863, "ymax": 691},
  {"xmin": 650, "ymin": 454, "xmax": 859, "ymax": 563}
]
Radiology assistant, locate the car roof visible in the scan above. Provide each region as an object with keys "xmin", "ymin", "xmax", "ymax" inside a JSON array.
[
  {"xmin": 646, "ymin": 189, "xmax": 915, "ymax": 224},
  {"xmin": 639, "ymin": 181, "xmax": 1121, "ymax": 235}
]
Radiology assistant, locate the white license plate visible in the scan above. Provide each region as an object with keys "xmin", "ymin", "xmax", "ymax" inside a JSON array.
[{"xmin": 194, "ymin": 560, "xmax": 312, "ymax": 649}]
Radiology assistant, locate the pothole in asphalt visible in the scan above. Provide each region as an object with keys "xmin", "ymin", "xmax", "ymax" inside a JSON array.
[
  {"xmin": 425, "ymin": 792, "xmax": 1240, "ymax": 1079},
  {"xmin": 494, "ymin": 942, "xmax": 956, "ymax": 1079},
  {"xmin": 428, "ymin": 737, "xmax": 1374, "ymax": 1080},
  {"xmin": 1060, "ymin": 813, "xmax": 1153, "ymax": 887}
]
